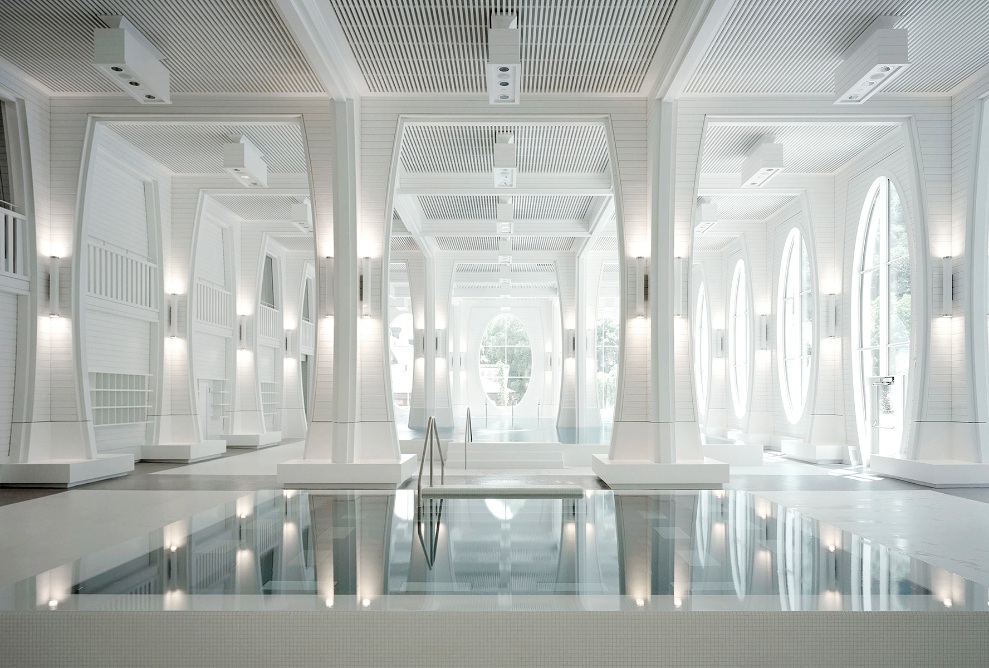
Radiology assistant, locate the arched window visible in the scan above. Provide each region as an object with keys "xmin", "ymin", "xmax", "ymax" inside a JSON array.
[
  {"xmin": 389, "ymin": 312, "xmax": 414, "ymax": 408},
  {"xmin": 777, "ymin": 228, "xmax": 814, "ymax": 424},
  {"xmin": 728, "ymin": 260, "xmax": 750, "ymax": 419},
  {"xmin": 855, "ymin": 177, "xmax": 910, "ymax": 461},
  {"xmin": 693, "ymin": 280, "xmax": 711, "ymax": 417},
  {"xmin": 479, "ymin": 313, "xmax": 532, "ymax": 406}
]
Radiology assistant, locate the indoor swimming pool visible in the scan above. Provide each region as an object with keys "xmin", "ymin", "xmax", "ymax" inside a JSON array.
[{"xmin": 3, "ymin": 489, "xmax": 984, "ymax": 613}]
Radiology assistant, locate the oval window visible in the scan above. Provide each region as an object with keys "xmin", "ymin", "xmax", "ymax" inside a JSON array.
[
  {"xmin": 777, "ymin": 228, "xmax": 814, "ymax": 424},
  {"xmin": 728, "ymin": 259, "xmax": 750, "ymax": 419}
]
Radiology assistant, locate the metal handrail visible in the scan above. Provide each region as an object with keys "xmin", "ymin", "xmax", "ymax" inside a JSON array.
[
  {"xmin": 464, "ymin": 407, "xmax": 473, "ymax": 470},
  {"xmin": 416, "ymin": 416, "xmax": 445, "ymax": 495}
]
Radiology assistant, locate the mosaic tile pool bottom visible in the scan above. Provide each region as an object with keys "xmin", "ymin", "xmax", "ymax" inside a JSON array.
[{"xmin": 3, "ymin": 489, "xmax": 987, "ymax": 612}]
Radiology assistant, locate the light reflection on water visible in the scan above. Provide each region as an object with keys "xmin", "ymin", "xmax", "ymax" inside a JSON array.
[{"xmin": 4, "ymin": 489, "xmax": 987, "ymax": 612}]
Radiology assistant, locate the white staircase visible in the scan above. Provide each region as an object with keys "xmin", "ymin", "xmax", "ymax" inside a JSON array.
[{"xmin": 443, "ymin": 441, "xmax": 565, "ymax": 470}]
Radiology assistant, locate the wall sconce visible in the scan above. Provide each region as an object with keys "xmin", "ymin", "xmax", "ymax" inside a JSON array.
[
  {"xmin": 825, "ymin": 294, "xmax": 838, "ymax": 338},
  {"xmin": 758, "ymin": 314, "xmax": 770, "ymax": 350},
  {"xmin": 414, "ymin": 328, "xmax": 425, "ymax": 358},
  {"xmin": 635, "ymin": 256, "xmax": 647, "ymax": 319},
  {"xmin": 435, "ymin": 329, "xmax": 447, "ymax": 356},
  {"xmin": 238, "ymin": 314, "xmax": 247, "ymax": 349},
  {"xmin": 322, "ymin": 256, "xmax": 334, "ymax": 318},
  {"xmin": 168, "ymin": 293, "xmax": 178, "ymax": 338},
  {"xmin": 564, "ymin": 328, "xmax": 576, "ymax": 358},
  {"xmin": 359, "ymin": 256, "xmax": 370, "ymax": 318},
  {"xmin": 941, "ymin": 256, "xmax": 953, "ymax": 317},
  {"xmin": 673, "ymin": 257, "xmax": 686, "ymax": 317},
  {"xmin": 546, "ymin": 351, "xmax": 553, "ymax": 369},
  {"xmin": 285, "ymin": 329, "xmax": 297, "ymax": 357},
  {"xmin": 49, "ymin": 256, "xmax": 60, "ymax": 318},
  {"xmin": 713, "ymin": 328, "xmax": 726, "ymax": 358}
]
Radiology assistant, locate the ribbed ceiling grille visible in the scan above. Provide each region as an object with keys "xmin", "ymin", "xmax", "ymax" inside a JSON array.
[
  {"xmin": 511, "ymin": 237, "xmax": 574, "ymax": 251},
  {"xmin": 419, "ymin": 196, "xmax": 592, "ymax": 220},
  {"xmin": 271, "ymin": 235, "xmax": 316, "ymax": 252},
  {"xmin": 401, "ymin": 124, "xmax": 609, "ymax": 174},
  {"xmin": 390, "ymin": 237, "xmax": 420, "ymax": 252},
  {"xmin": 706, "ymin": 194, "xmax": 798, "ymax": 221},
  {"xmin": 212, "ymin": 194, "xmax": 302, "ymax": 221},
  {"xmin": 105, "ymin": 123, "xmax": 307, "ymax": 174},
  {"xmin": 702, "ymin": 124, "xmax": 898, "ymax": 174},
  {"xmin": 0, "ymin": 0, "xmax": 323, "ymax": 94},
  {"xmin": 686, "ymin": 0, "xmax": 989, "ymax": 95},
  {"xmin": 513, "ymin": 263, "xmax": 555, "ymax": 273},
  {"xmin": 693, "ymin": 235, "xmax": 737, "ymax": 253},
  {"xmin": 435, "ymin": 237, "xmax": 500, "ymax": 251},
  {"xmin": 456, "ymin": 263, "xmax": 502, "ymax": 274},
  {"xmin": 592, "ymin": 236, "xmax": 619, "ymax": 253},
  {"xmin": 329, "ymin": 0, "xmax": 678, "ymax": 94}
]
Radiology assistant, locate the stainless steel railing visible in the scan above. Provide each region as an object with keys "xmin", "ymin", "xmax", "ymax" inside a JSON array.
[
  {"xmin": 416, "ymin": 416, "xmax": 445, "ymax": 495},
  {"xmin": 464, "ymin": 407, "xmax": 473, "ymax": 470}
]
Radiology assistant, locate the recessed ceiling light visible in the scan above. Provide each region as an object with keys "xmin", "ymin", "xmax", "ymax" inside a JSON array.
[
  {"xmin": 144, "ymin": 94, "xmax": 155, "ymax": 100},
  {"xmin": 128, "ymin": 80, "xmax": 140, "ymax": 86},
  {"xmin": 833, "ymin": 16, "xmax": 909, "ymax": 105},
  {"xmin": 93, "ymin": 16, "xmax": 171, "ymax": 104},
  {"xmin": 110, "ymin": 66, "xmax": 123, "ymax": 72},
  {"xmin": 498, "ymin": 81, "xmax": 509, "ymax": 87},
  {"xmin": 486, "ymin": 13, "xmax": 520, "ymax": 105}
]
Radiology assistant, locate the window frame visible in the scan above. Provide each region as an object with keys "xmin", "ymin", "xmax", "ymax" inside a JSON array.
[
  {"xmin": 776, "ymin": 227, "xmax": 816, "ymax": 425},
  {"xmin": 478, "ymin": 312, "xmax": 534, "ymax": 408}
]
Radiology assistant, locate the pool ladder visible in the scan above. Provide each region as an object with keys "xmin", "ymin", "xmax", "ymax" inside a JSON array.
[
  {"xmin": 416, "ymin": 416, "xmax": 445, "ymax": 495},
  {"xmin": 463, "ymin": 407, "xmax": 473, "ymax": 470}
]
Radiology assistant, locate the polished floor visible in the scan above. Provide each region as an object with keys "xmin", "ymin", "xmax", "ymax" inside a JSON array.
[{"xmin": 2, "ymin": 442, "xmax": 989, "ymax": 614}]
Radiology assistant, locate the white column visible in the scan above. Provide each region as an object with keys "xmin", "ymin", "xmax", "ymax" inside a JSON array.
[{"xmin": 557, "ymin": 255, "xmax": 578, "ymax": 429}]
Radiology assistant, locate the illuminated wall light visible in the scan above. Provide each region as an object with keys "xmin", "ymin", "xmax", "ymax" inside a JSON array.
[
  {"xmin": 825, "ymin": 294, "xmax": 838, "ymax": 338},
  {"xmin": 943, "ymin": 598, "xmax": 952, "ymax": 608},
  {"xmin": 359, "ymin": 257, "xmax": 370, "ymax": 319},
  {"xmin": 713, "ymin": 328, "xmax": 726, "ymax": 358},
  {"xmin": 168, "ymin": 293, "xmax": 178, "ymax": 338},
  {"xmin": 673, "ymin": 598, "xmax": 683, "ymax": 608},
  {"xmin": 361, "ymin": 598, "xmax": 371, "ymax": 608},
  {"xmin": 414, "ymin": 328, "xmax": 425, "ymax": 359},
  {"xmin": 325, "ymin": 597, "xmax": 334, "ymax": 608},
  {"xmin": 322, "ymin": 256, "xmax": 334, "ymax": 317},
  {"xmin": 941, "ymin": 256, "xmax": 953, "ymax": 317},
  {"xmin": 238, "ymin": 314, "xmax": 247, "ymax": 349},
  {"xmin": 635, "ymin": 256, "xmax": 647, "ymax": 319},
  {"xmin": 635, "ymin": 598, "xmax": 644, "ymax": 608},
  {"xmin": 48, "ymin": 599, "xmax": 58, "ymax": 610},
  {"xmin": 673, "ymin": 256, "xmax": 686, "ymax": 317},
  {"xmin": 758, "ymin": 314, "xmax": 770, "ymax": 350},
  {"xmin": 564, "ymin": 328, "xmax": 576, "ymax": 359},
  {"xmin": 49, "ymin": 256, "xmax": 60, "ymax": 318},
  {"xmin": 284, "ymin": 329, "xmax": 297, "ymax": 357}
]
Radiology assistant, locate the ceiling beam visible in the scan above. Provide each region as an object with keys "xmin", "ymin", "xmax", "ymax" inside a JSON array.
[
  {"xmin": 420, "ymin": 220, "xmax": 588, "ymax": 237},
  {"xmin": 399, "ymin": 173, "xmax": 612, "ymax": 192}
]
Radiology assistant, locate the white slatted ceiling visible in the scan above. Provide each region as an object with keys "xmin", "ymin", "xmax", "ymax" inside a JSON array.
[
  {"xmin": 211, "ymin": 194, "xmax": 300, "ymax": 221},
  {"xmin": 694, "ymin": 235, "xmax": 737, "ymax": 253},
  {"xmin": 88, "ymin": 154, "xmax": 149, "ymax": 258},
  {"xmin": 0, "ymin": 293, "xmax": 15, "ymax": 457},
  {"xmin": 0, "ymin": 0, "xmax": 323, "ymax": 93},
  {"xmin": 401, "ymin": 124, "xmax": 609, "ymax": 174},
  {"xmin": 706, "ymin": 194, "xmax": 798, "ymax": 221},
  {"xmin": 702, "ymin": 124, "xmax": 898, "ymax": 174},
  {"xmin": 435, "ymin": 237, "xmax": 500, "ymax": 251},
  {"xmin": 512, "ymin": 237, "xmax": 575, "ymax": 251},
  {"xmin": 329, "ymin": 0, "xmax": 678, "ymax": 94},
  {"xmin": 390, "ymin": 236, "xmax": 420, "ymax": 252},
  {"xmin": 419, "ymin": 195, "xmax": 592, "ymax": 220},
  {"xmin": 270, "ymin": 235, "xmax": 315, "ymax": 252},
  {"xmin": 591, "ymin": 236, "xmax": 619, "ymax": 253},
  {"xmin": 105, "ymin": 123, "xmax": 306, "ymax": 175},
  {"xmin": 686, "ymin": 0, "xmax": 989, "ymax": 95}
]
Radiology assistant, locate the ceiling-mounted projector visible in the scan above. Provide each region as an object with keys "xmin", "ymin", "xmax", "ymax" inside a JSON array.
[
  {"xmin": 223, "ymin": 135, "xmax": 268, "ymax": 188},
  {"xmin": 93, "ymin": 16, "xmax": 171, "ymax": 104},
  {"xmin": 486, "ymin": 13, "xmax": 521, "ymax": 105},
  {"xmin": 834, "ymin": 16, "xmax": 909, "ymax": 105}
]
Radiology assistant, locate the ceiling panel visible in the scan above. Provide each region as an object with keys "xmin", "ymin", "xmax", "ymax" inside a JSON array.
[
  {"xmin": 401, "ymin": 124, "xmax": 609, "ymax": 174},
  {"xmin": 419, "ymin": 195, "xmax": 593, "ymax": 220},
  {"xmin": 693, "ymin": 235, "xmax": 737, "ymax": 253},
  {"xmin": 211, "ymin": 193, "xmax": 306, "ymax": 221},
  {"xmin": 705, "ymin": 194, "xmax": 798, "ymax": 221},
  {"xmin": 105, "ymin": 122, "xmax": 307, "ymax": 174},
  {"xmin": 0, "ymin": 0, "xmax": 323, "ymax": 94},
  {"xmin": 270, "ymin": 235, "xmax": 315, "ymax": 252},
  {"xmin": 391, "ymin": 237, "xmax": 420, "ymax": 252},
  {"xmin": 686, "ymin": 0, "xmax": 989, "ymax": 95},
  {"xmin": 512, "ymin": 237, "xmax": 575, "ymax": 251},
  {"xmin": 591, "ymin": 236, "xmax": 619, "ymax": 253},
  {"xmin": 702, "ymin": 123, "xmax": 898, "ymax": 174},
  {"xmin": 329, "ymin": 0, "xmax": 678, "ymax": 94}
]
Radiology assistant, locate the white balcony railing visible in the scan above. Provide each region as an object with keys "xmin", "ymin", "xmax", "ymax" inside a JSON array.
[
  {"xmin": 87, "ymin": 242, "xmax": 158, "ymax": 311},
  {"xmin": 259, "ymin": 304, "xmax": 280, "ymax": 343},
  {"xmin": 195, "ymin": 280, "xmax": 233, "ymax": 330},
  {"xmin": 1, "ymin": 206, "xmax": 27, "ymax": 278},
  {"xmin": 300, "ymin": 318, "xmax": 315, "ymax": 353}
]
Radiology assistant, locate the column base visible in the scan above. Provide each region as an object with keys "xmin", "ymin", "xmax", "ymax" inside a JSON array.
[
  {"xmin": 591, "ymin": 454, "xmax": 728, "ymax": 489},
  {"xmin": 226, "ymin": 431, "xmax": 282, "ymax": 449},
  {"xmin": 278, "ymin": 454, "xmax": 418, "ymax": 488},
  {"xmin": 781, "ymin": 439, "xmax": 847, "ymax": 464},
  {"xmin": 141, "ymin": 441, "xmax": 226, "ymax": 463},
  {"xmin": 870, "ymin": 455, "xmax": 989, "ymax": 487},
  {"xmin": 0, "ymin": 454, "xmax": 134, "ymax": 488}
]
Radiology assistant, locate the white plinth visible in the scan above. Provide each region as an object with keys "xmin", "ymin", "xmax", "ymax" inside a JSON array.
[
  {"xmin": 141, "ymin": 441, "xmax": 226, "ymax": 463},
  {"xmin": 0, "ymin": 454, "xmax": 134, "ymax": 488},
  {"xmin": 278, "ymin": 454, "xmax": 418, "ymax": 488},
  {"xmin": 870, "ymin": 456, "xmax": 989, "ymax": 487},
  {"xmin": 703, "ymin": 442, "xmax": 763, "ymax": 466},
  {"xmin": 226, "ymin": 431, "xmax": 282, "ymax": 449},
  {"xmin": 781, "ymin": 439, "xmax": 847, "ymax": 464},
  {"xmin": 591, "ymin": 455, "xmax": 729, "ymax": 489}
]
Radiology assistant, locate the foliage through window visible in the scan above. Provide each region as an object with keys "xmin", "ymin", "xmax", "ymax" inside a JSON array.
[
  {"xmin": 260, "ymin": 255, "xmax": 276, "ymax": 308},
  {"xmin": 596, "ymin": 315, "xmax": 619, "ymax": 414},
  {"xmin": 728, "ymin": 259, "xmax": 750, "ymax": 419},
  {"xmin": 479, "ymin": 313, "xmax": 532, "ymax": 407},
  {"xmin": 778, "ymin": 228, "xmax": 814, "ymax": 424}
]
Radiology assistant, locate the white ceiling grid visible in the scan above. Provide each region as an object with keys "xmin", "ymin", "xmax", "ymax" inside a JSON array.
[
  {"xmin": 418, "ymin": 195, "xmax": 593, "ymax": 221},
  {"xmin": 686, "ymin": 0, "xmax": 989, "ymax": 95},
  {"xmin": 705, "ymin": 194, "xmax": 798, "ymax": 221},
  {"xmin": 401, "ymin": 124, "xmax": 609, "ymax": 174},
  {"xmin": 271, "ymin": 235, "xmax": 316, "ymax": 252},
  {"xmin": 0, "ymin": 0, "xmax": 323, "ymax": 94},
  {"xmin": 212, "ymin": 194, "xmax": 304, "ymax": 221},
  {"xmin": 328, "ymin": 0, "xmax": 678, "ymax": 94},
  {"xmin": 701, "ymin": 123, "xmax": 898, "ymax": 174},
  {"xmin": 105, "ymin": 123, "xmax": 307, "ymax": 174},
  {"xmin": 391, "ymin": 237, "xmax": 420, "ymax": 252}
]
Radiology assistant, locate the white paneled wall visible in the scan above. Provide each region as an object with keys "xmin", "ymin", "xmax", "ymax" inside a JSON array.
[
  {"xmin": 87, "ymin": 151, "xmax": 150, "ymax": 256},
  {"xmin": 0, "ymin": 292, "xmax": 16, "ymax": 455}
]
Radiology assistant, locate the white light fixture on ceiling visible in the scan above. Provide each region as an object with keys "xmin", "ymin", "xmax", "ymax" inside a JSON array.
[
  {"xmin": 834, "ymin": 17, "xmax": 909, "ymax": 105},
  {"xmin": 93, "ymin": 16, "xmax": 171, "ymax": 104},
  {"xmin": 223, "ymin": 134, "xmax": 268, "ymax": 188},
  {"xmin": 695, "ymin": 197, "xmax": 718, "ymax": 234},
  {"xmin": 486, "ymin": 13, "xmax": 521, "ymax": 105},
  {"xmin": 739, "ymin": 138, "xmax": 784, "ymax": 188},
  {"xmin": 493, "ymin": 132, "xmax": 517, "ymax": 188},
  {"xmin": 291, "ymin": 197, "xmax": 313, "ymax": 233},
  {"xmin": 497, "ymin": 196, "xmax": 514, "ymax": 235}
]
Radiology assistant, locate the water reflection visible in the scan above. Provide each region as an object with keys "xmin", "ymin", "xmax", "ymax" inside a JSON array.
[{"xmin": 3, "ymin": 490, "xmax": 986, "ymax": 612}]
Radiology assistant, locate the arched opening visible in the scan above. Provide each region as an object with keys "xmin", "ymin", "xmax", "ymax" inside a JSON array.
[
  {"xmin": 853, "ymin": 177, "xmax": 911, "ymax": 463},
  {"xmin": 595, "ymin": 262, "xmax": 620, "ymax": 425},
  {"xmin": 728, "ymin": 259, "xmax": 751, "ymax": 419},
  {"xmin": 479, "ymin": 312, "xmax": 532, "ymax": 407},
  {"xmin": 777, "ymin": 228, "xmax": 814, "ymax": 424}
]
